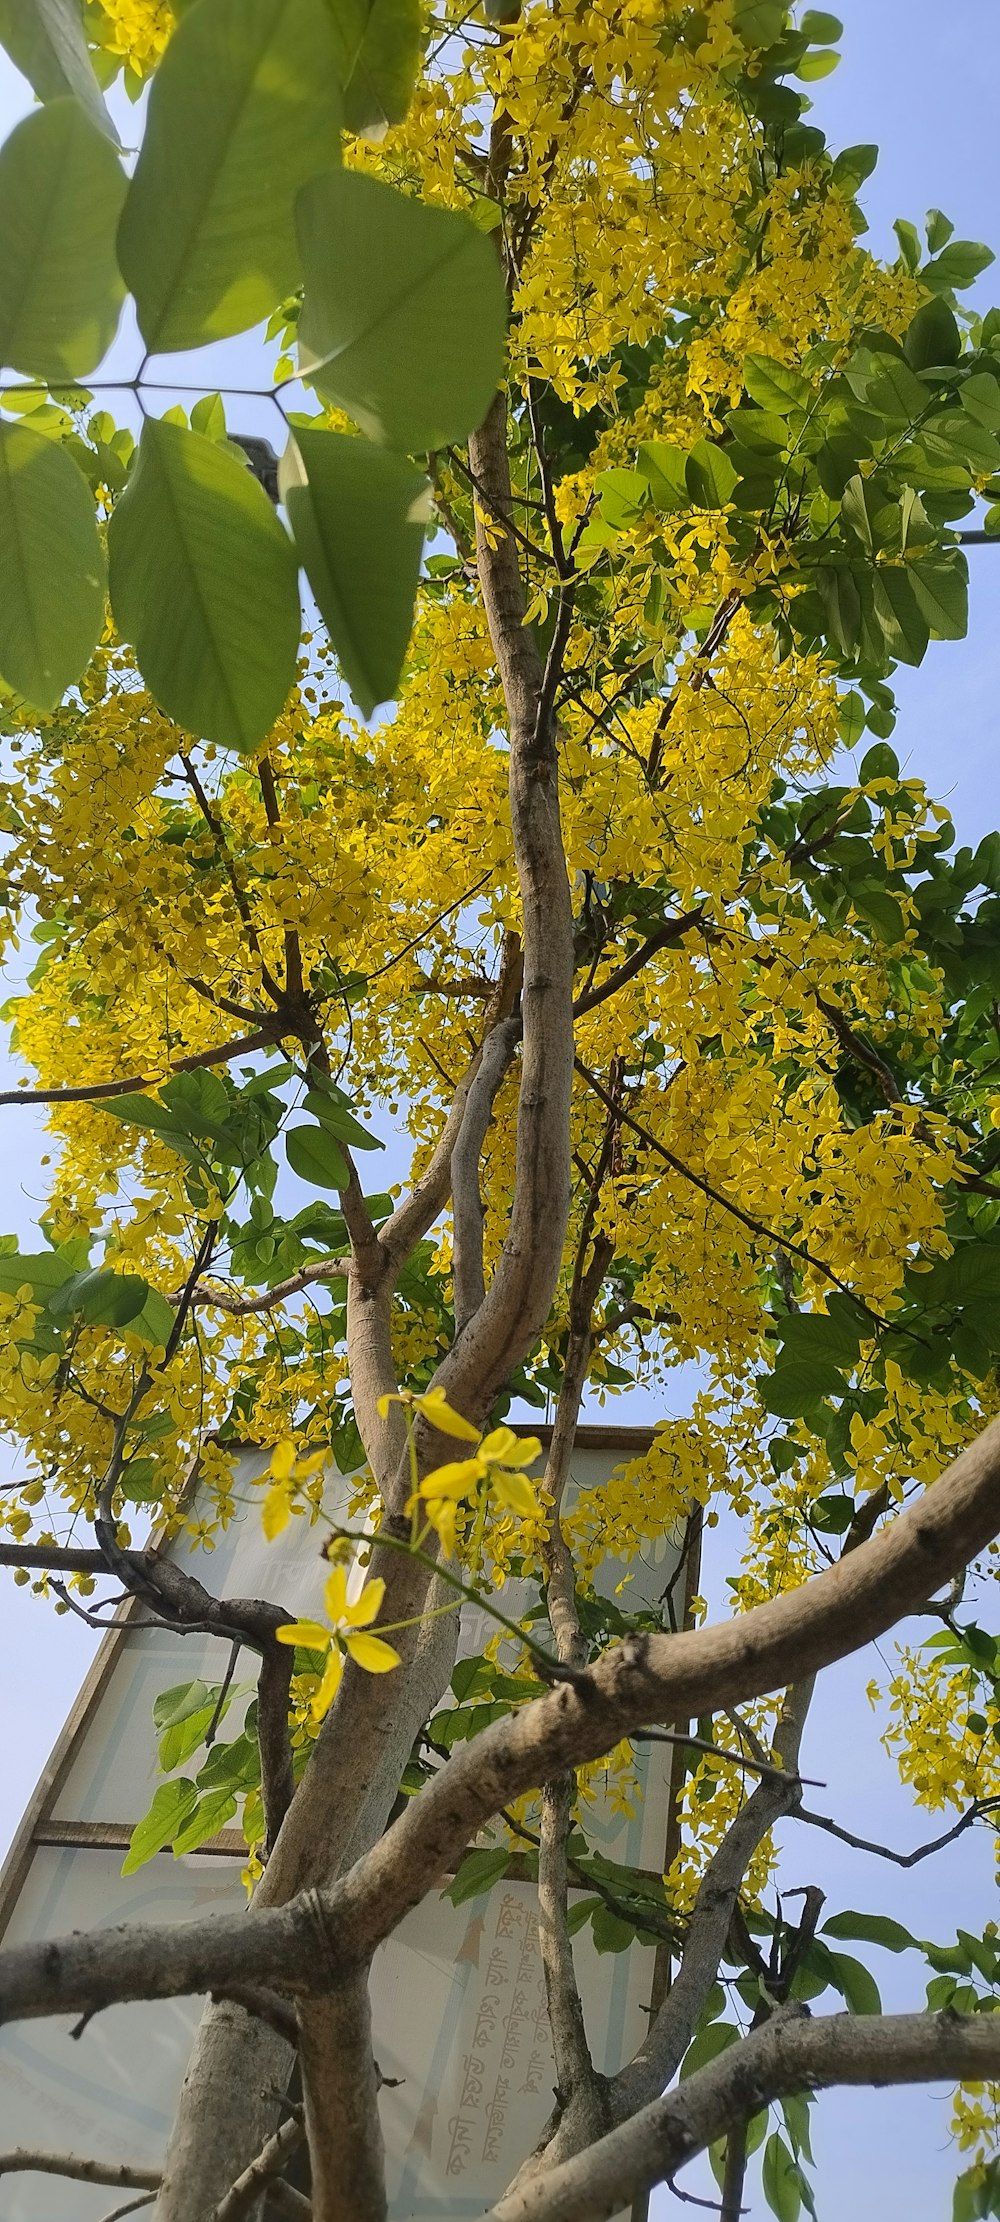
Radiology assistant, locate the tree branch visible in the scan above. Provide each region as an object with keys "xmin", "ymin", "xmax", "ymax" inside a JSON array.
[
  {"xmin": 483, "ymin": 2008, "xmax": 1000, "ymax": 2222},
  {"xmin": 795, "ymin": 1795, "xmax": 1000, "ymax": 1868},
  {"xmin": 0, "ymin": 2153, "xmax": 160, "ymax": 2189},
  {"xmin": 451, "ymin": 1014, "xmax": 521, "ymax": 1333},
  {"xmin": 8, "ymin": 1415, "xmax": 1000, "ymax": 2026},
  {"xmin": 0, "ymin": 1026, "xmax": 283, "ymax": 1109},
  {"xmin": 612, "ymin": 1683, "xmax": 812, "ymax": 2117},
  {"xmin": 297, "ymin": 1969, "xmax": 386, "ymax": 2222},
  {"xmin": 210, "ymin": 2115, "xmax": 304, "ymax": 2222}
]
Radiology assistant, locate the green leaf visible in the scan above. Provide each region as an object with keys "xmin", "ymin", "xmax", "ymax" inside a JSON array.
[
  {"xmin": 590, "ymin": 1903, "xmax": 638, "ymax": 1953},
  {"xmin": 903, "ymin": 296, "xmax": 961, "ymax": 369},
  {"xmin": 894, "ymin": 218, "xmax": 922, "ymax": 273},
  {"xmin": 760, "ymin": 1359, "xmax": 847, "ymax": 1417},
  {"xmin": 763, "ymin": 2133, "xmax": 802, "ymax": 2222},
  {"xmin": 284, "ymin": 428, "xmax": 428, "ymax": 718},
  {"xmin": 837, "ymin": 690, "xmax": 866, "ymax": 746},
  {"xmin": 960, "ymin": 374, "xmax": 1000, "ymax": 433},
  {"xmin": 108, "ymin": 417, "xmax": 300, "ymax": 752},
  {"xmin": 873, "ymin": 567, "xmax": 929, "ymax": 667},
  {"xmin": 636, "ymin": 441, "xmax": 689, "ymax": 510},
  {"xmin": 685, "ymin": 438, "xmax": 739, "ymax": 510},
  {"xmin": 795, "ymin": 47, "xmax": 839, "ymax": 78},
  {"xmin": 118, "ymin": 0, "xmax": 345, "ymax": 354},
  {"xmin": 0, "ymin": 0, "xmax": 116, "ymax": 142},
  {"xmin": 122, "ymin": 1778, "xmax": 198, "ymax": 1874},
  {"xmin": 858, "ymin": 741, "xmax": 900, "ymax": 783},
  {"xmin": 921, "ymin": 241, "xmax": 996, "ymax": 296},
  {"xmin": 853, "ymin": 885, "xmax": 905, "ymax": 942},
  {"xmin": 0, "ymin": 420, "xmax": 106, "ymax": 710},
  {"xmin": 153, "ymin": 1679, "xmax": 212, "ymax": 1733},
  {"xmin": 831, "ymin": 144, "xmax": 878, "ymax": 192},
  {"xmin": 302, "ymin": 1087, "xmax": 383, "ymax": 1150},
  {"xmin": 445, "ymin": 1846, "xmax": 511, "ymax": 1905},
  {"xmin": 285, "ymin": 1123, "xmax": 349, "ymax": 1192},
  {"xmin": 323, "ymin": 0, "xmax": 421, "ymax": 135},
  {"xmin": 799, "ymin": 9, "xmax": 842, "ymax": 38},
  {"xmin": 908, "ymin": 550, "xmax": 968, "ymax": 640},
  {"xmin": 743, "ymin": 354, "xmax": 812, "ymax": 414},
  {"xmin": 867, "ymin": 356, "xmax": 932, "ymax": 424},
  {"xmin": 0, "ymin": 100, "xmax": 125, "ymax": 379},
  {"xmin": 171, "ymin": 1787, "xmax": 238, "ymax": 1856},
  {"xmin": 679, "ymin": 2022, "xmax": 740, "ymax": 2079},
  {"xmin": 49, "ymin": 1266, "xmax": 149, "ymax": 1328},
  {"xmin": 825, "ymin": 1948, "xmax": 882, "ymax": 2013},
  {"xmin": 296, "ymin": 168, "xmax": 508, "ymax": 452},
  {"xmin": 822, "ymin": 1911, "xmax": 917, "ymax": 1953},
  {"xmin": 926, "ymin": 208, "xmax": 955, "ymax": 254},
  {"xmin": 816, "ymin": 564, "xmax": 861, "ymax": 657}
]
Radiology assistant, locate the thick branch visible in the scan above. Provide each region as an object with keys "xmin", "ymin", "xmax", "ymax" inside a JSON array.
[
  {"xmin": 437, "ymin": 388, "xmax": 575, "ymax": 1415},
  {"xmin": 297, "ymin": 1971, "xmax": 386, "ymax": 2222},
  {"xmin": 483, "ymin": 2009, "xmax": 1000, "ymax": 2222}
]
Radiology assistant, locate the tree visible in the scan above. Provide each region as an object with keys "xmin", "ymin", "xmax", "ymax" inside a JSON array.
[{"xmin": 1, "ymin": 0, "xmax": 1000, "ymax": 2215}]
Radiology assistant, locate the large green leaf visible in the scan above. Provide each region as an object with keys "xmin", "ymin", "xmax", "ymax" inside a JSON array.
[
  {"xmin": 760, "ymin": 1358, "xmax": 847, "ymax": 1417},
  {"xmin": 0, "ymin": 100, "xmax": 125, "ymax": 379},
  {"xmin": 908, "ymin": 550, "xmax": 968, "ymax": 640},
  {"xmin": 324, "ymin": 0, "xmax": 421, "ymax": 135},
  {"xmin": 0, "ymin": 0, "xmax": 116, "ymax": 142},
  {"xmin": 0, "ymin": 420, "xmax": 106, "ymax": 709},
  {"xmin": 285, "ymin": 1122, "xmax": 349, "ymax": 1191},
  {"xmin": 297, "ymin": 169, "xmax": 507, "ymax": 452},
  {"xmin": 108, "ymin": 418, "xmax": 300, "ymax": 751},
  {"xmin": 283, "ymin": 427, "xmax": 428, "ymax": 717},
  {"xmin": 122, "ymin": 1778, "xmax": 199, "ymax": 1874},
  {"xmin": 118, "ymin": 0, "xmax": 344, "ymax": 354}
]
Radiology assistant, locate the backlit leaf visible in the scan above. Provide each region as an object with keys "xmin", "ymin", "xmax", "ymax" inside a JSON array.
[
  {"xmin": 0, "ymin": 101, "xmax": 125, "ymax": 379},
  {"xmin": 108, "ymin": 417, "xmax": 300, "ymax": 751},
  {"xmin": 323, "ymin": 0, "xmax": 421, "ymax": 135},
  {"xmin": 283, "ymin": 427, "xmax": 428, "ymax": 717},
  {"xmin": 285, "ymin": 1123, "xmax": 349, "ymax": 1192},
  {"xmin": 297, "ymin": 169, "xmax": 507, "ymax": 452},
  {"xmin": 0, "ymin": 0, "xmax": 116, "ymax": 142},
  {"xmin": 0, "ymin": 420, "xmax": 105, "ymax": 710},
  {"xmin": 118, "ymin": 0, "xmax": 344, "ymax": 354}
]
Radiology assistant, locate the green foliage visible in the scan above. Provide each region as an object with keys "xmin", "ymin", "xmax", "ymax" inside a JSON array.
[
  {"xmin": 108, "ymin": 418, "xmax": 301, "ymax": 751},
  {"xmin": 296, "ymin": 169, "xmax": 508, "ymax": 451},
  {"xmin": 117, "ymin": 0, "xmax": 345, "ymax": 353},
  {"xmin": 0, "ymin": 420, "xmax": 105, "ymax": 708},
  {"xmin": 0, "ymin": 0, "xmax": 116, "ymax": 140},
  {"xmin": 283, "ymin": 427, "xmax": 429, "ymax": 717},
  {"xmin": 0, "ymin": 101, "xmax": 125, "ymax": 378},
  {"xmin": 327, "ymin": 0, "xmax": 422, "ymax": 136}
]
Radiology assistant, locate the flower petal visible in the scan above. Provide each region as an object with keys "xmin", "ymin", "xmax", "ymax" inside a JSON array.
[
  {"xmin": 346, "ymin": 1631, "xmax": 401, "ymax": 1674},
  {"xmin": 419, "ymin": 1457, "xmax": 482, "ymax": 1498},
  {"xmin": 415, "ymin": 1386, "xmax": 481, "ymax": 1442},
  {"xmin": 275, "ymin": 1619, "xmax": 332, "ymax": 1650},
  {"xmin": 310, "ymin": 1644, "xmax": 344, "ymax": 1720},
  {"xmin": 269, "ymin": 1438, "xmax": 296, "ymax": 1483},
  {"xmin": 344, "ymin": 1575, "xmax": 386, "ymax": 1628},
  {"xmin": 324, "ymin": 1564, "xmax": 350, "ymax": 1624},
  {"xmin": 493, "ymin": 1468, "xmax": 539, "ymax": 1517}
]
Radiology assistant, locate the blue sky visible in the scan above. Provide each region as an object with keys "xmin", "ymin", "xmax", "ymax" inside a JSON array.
[{"xmin": 0, "ymin": 3, "xmax": 999, "ymax": 2213}]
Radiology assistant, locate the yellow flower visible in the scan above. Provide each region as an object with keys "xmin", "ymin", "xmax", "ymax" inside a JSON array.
[
  {"xmin": 417, "ymin": 1426, "xmax": 543, "ymax": 1552},
  {"xmin": 377, "ymin": 1383, "xmax": 480, "ymax": 1441},
  {"xmin": 276, "ymin": 1569, "xmax": 400, "ymax": 1722}
]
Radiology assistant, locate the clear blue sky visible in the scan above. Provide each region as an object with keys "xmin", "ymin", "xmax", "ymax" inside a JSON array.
[{"xmin": 0, "ymin": 5, "xmax": 998, "ymax": 2214}]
